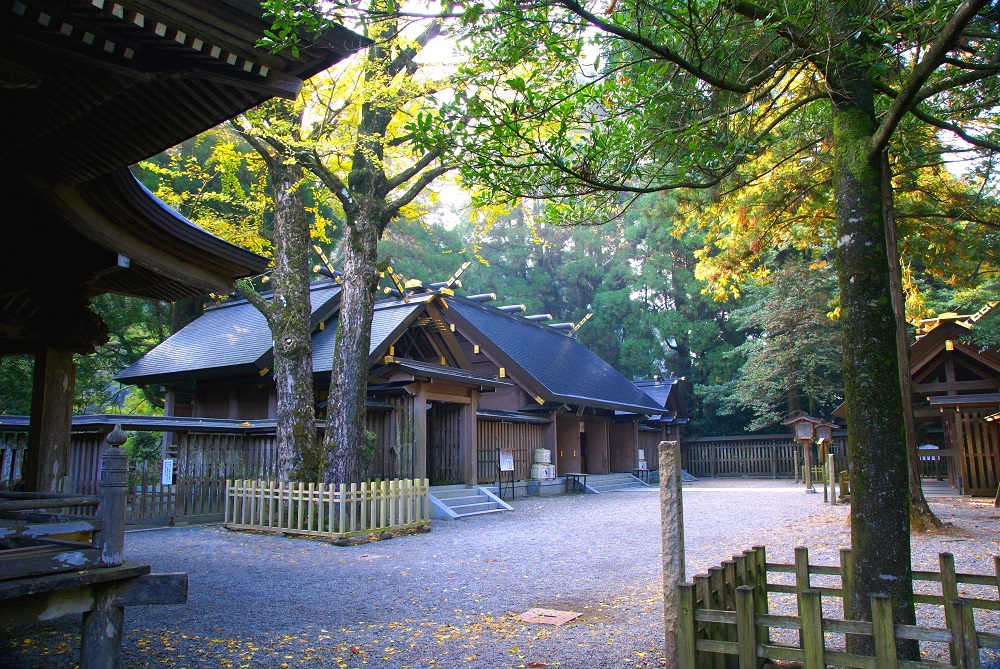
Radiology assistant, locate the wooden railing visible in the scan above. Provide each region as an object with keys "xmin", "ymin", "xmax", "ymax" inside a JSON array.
[
  {"xmin": 0, "ymin": 434, "xmax": 187, "ymax": 669},
  {"xmin": 224, "ymin": 478, "xmax": 431, "ymax": 539},
  {"xmin": 678, "ymin": 546, "xmax": 1000, "ymax": 668}
]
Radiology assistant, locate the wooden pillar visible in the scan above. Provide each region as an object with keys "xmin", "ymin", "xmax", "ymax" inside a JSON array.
[
  {"xmin": 544, "ymin": 410, "xmax": 559, "ymax": 474},
  {"xmin": 952, "ymin": 409, "xmax": 967, "ymax": 494},
  {"xmin": 23, "ymin": 344, "xmax": 76, "ymax": 493},
  {"xmin": 413, "ymin": 384, "xmax": 428, "ymax": 481},
  {"xmin": 461, "ymin": 391, "xmax": 479, "ymax": 486},
  {"xmin": 659, "ymin": 440, "xmax": 685, "ymax": 669}
]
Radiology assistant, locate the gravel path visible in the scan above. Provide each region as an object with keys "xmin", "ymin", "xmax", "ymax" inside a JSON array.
[{"xmin": 2, "ymin": 479, "xmax": 997, "ymax": 669}]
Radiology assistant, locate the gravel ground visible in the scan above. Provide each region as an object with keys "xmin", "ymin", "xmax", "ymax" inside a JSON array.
[{"xmin": 2, "ymin": 478, "xmax": 998, "ymax": 669}]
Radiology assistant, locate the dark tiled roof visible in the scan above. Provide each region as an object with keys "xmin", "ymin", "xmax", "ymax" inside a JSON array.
[
  {"xmin": 634, "ymin": 378, "xmax": 681, "ymax": 408},
  {"xmin": 443, "ymin": 296, "xmax": 663, "ymax": 414},
  {"xmin": 115, "ymin": 281, "xmax": 342, "ymax": 384},
  {"xmin": 310, "ymin": 296, "xmax": 433, "ymax": 373}
]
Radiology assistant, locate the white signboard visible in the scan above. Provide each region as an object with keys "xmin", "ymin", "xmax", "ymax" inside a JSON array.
[
  {"xmin": 499, "ymin": 448, "xmax": 515, "ymax": 472},
  {"xmin": 638, "ymin": 460, "xmax": 648, "ymax": 471},
  {"xmin": 161, "ymin": 459, "xmax": 175, "ymax": 486},
  {"xmin": 638, "ymin": 449, "xmax": 645, "ymax": 461}
]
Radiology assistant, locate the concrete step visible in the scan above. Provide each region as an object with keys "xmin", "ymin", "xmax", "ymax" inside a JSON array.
[
  {"xmin": 431, "ymin": 489, "xmax": 485, "ymax": 501},
  {"xmin": 428, "ymin": 485, "xmax": 513, "ymax": 520},
  {"xmin": 583, "ymin": 474, "xmax": 650, "ymax": 494},
  {"xmin": 448, "ymin": 501, "xmax": 501, "ymax": 514},
  {"xmin": 436, "ymin": 494, "xmax": 488, "ymax": 507}
]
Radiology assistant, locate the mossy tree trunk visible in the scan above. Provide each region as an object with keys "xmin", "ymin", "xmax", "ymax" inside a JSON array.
[
  {"xmin": 881, "ymin": 154, "xmax": 943, "ymax": 533},
  {"xmin": 829, "ymin": 61, "xmax": 916, "ymax": 656},
  {"xmin": 234, "ymin": 108, "xmax": 316, "ymax": 483}
]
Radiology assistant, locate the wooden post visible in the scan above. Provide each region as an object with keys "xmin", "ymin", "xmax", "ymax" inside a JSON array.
[
  {"xmin": 794, "ymin": 546, "xmax": 810, "ymax": 650},
  {"xmin": 871, "ymin": 594, "xmax": 898, "ymax": 669},
  {"xmin": 949, "ymin": 598, "xmax": 982, "ymax": 669},
  {"xmin": 799, "ymin": 589, "xmax": 825, "ymax": 669},
  {"xmin": 940, "ymin": 552, "xmax": 959, "ymax": 661},
  {"xmin": 752, "ymin": 546, "xmax": 770, "ymax": 646},
  {"xmin": 735, "ymin": 586, "xmax": 757, "ymax": 669},
  {"xmin": 840, "ymin": 549, "xmax": 853, "ymax": 619},
  {"xmin": 23, "ymin": 344, "xmax": 76, "ymax": 493},
  {"xmin": 677, "ymin": 583, "xmax": 698, "ymax": 669},
  {"xmin": 794, "ymin": 445, "xmax": 800, "ymax": 483},
  {"xmin": 828, "ymin": 453, "xmax": 836, "ymax": 504},
  {"xmin": 801, "ymin": 439, "xmax": 815, "ymax": 492},
  {"xmin": 659, "ymin": 441, "xmax": 685, "ymax": 669},
  {"xmin": 81, "ymin": 582, "xmax": 125, "ymax": 669},
  {"xmin": 82, "ymin": 424, "xmax": 129, "ymax": 669},
  {"xmin": 95, "ymin": 426, "xmax": 128, "ymax": 567}
]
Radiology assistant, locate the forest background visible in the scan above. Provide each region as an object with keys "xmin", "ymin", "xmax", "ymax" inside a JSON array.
[{"xmin": 2, "ymin": 0, "xmax": 999, "ymax": 444}]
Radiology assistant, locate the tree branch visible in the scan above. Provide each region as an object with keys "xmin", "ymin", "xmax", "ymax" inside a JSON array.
[
  {"xmin": 384, "ymin": 164, "xmax": 456, "ymax": 218},
  {"xmin": 385, "ymin": 147, "xmax": 446, "ymax": 191},
  {"xmin": 550, "ymin": 0, "xmax": 759, "ymax": 94},
  {"xmin": 870, "ymin": 0, "xmax": 992, "ymax": 159}
]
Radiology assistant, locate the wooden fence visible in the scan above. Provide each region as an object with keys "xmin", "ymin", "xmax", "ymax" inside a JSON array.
[
  {"xmin": 679, "ymin": 545, "xmax": 1000, "ymax": 668},
  {"xmin": 224, "ymin": 478, "xmax": 430, "ymax": 539},
  {"xmin": 0, "ymin": 426, "xmax": 282, "ymax": 526},
  {"xmin": 683, "ymin": 434, "xmax": 849, "ymax": 479}
]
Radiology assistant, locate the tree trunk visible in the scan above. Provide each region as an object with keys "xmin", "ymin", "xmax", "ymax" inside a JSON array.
[
  {"xmin": 829, "ymin": 68, "xmax": 915, "ymax": 656},
  {"xmin": 880, "ymin": 153, "xmax": 943, "ymax": 533},
  {"xmin": 323, "ymin": 212, "xmax": 382, "ymax": 484},
  {"xmin": 269, "ymin": 158, "xmax": 316, "ymax": 482}
]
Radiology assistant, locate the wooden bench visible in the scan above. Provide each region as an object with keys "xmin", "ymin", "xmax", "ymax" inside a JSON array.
[{"xmin": 0, "ymin": 428, "xmax": 187, "ymax": 668}]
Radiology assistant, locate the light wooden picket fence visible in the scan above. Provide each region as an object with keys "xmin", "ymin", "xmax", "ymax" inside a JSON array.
[{"xmin": 224, "ymin": 478, "xmax": 431, "ymax": 539}]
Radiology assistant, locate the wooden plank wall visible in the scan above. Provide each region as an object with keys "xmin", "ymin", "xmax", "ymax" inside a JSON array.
[
  {"xmin": 476, "ymin": 420, "xmax": 546, "ymax": 482},
  {"xmin": 368, "ymin": 395, "xmax": 419, "ymax": 481},
  {"xmin": 0, "ymin": 431, "xmax": 27, "ymax": 489},
  {"xmin": 428, "ymin": 403, "xmax": 462, "ymax": 485},
  {"xmin": 67, "ymin": 433, "xmax": 104, "ymax": 496},
  {"xmin": 683, "ymin": 434, "xmax": 848, "ymax": 478},
  {"xmin": 170, "ymin": 432, "xmax": 248, "ymax": 523},
  {"xmin": 959, "ymin": 409, "xmax": 1000, "ymax": 496},
  {"xmin": 638, "ymin": 431, "xmax": 663, "ymax": 471}
]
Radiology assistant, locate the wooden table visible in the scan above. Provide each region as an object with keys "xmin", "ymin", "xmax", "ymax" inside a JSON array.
[{"xmin": 564, "ymin": 473, "xmax": 587, "ymax": 494}]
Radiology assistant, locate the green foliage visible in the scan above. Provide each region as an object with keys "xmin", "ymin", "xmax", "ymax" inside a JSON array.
[
  {"xmin": 0, "ymin": 356, "xmax": 32, "ymax": 415},
  {"xmin": 124, "ymin": 430, "xmax": 163, "ymax": 464},
  {"xmin": 720, "ymin": 258, "xmax": 843, "ymax": 431}
]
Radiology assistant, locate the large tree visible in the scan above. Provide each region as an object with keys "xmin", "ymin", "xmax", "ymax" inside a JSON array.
[
  {"xmin": 263, "ymin": 0, "xmax": 462, "ymax": 484},
  {"xmin": 447, "ymin": 0, "xmax": 1000, "ymax": 651}
]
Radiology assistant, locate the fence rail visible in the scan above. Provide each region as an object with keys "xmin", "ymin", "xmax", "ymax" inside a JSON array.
[
  {"xmin": 679, "ymin": 545, "xmax": 1000, "ymax": 669},
  {"xmin": 683, "ymin": 434, "xmax": 849, "ymax": 479},
  {"xmin": 224, "ymin": 478, "xmax": 431, "ymax": 539}
]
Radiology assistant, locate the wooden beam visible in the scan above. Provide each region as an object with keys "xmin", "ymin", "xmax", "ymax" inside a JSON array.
[
  {"xmin": 113, "ymin": 572, "xmax": 188, "ymax": 606},
  {"xmin": 914, "ymin": 379, "xmax": 1000, "ymax": 394}
]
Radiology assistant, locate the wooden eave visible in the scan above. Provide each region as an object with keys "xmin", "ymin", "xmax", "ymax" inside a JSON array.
[
  {"xmin": 0, "ymin": 0, "xmax": 369, "ymax": 356},
  {"xmin": 367, "ymin": 296, "xmax": 470, "ymax": 370}
]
